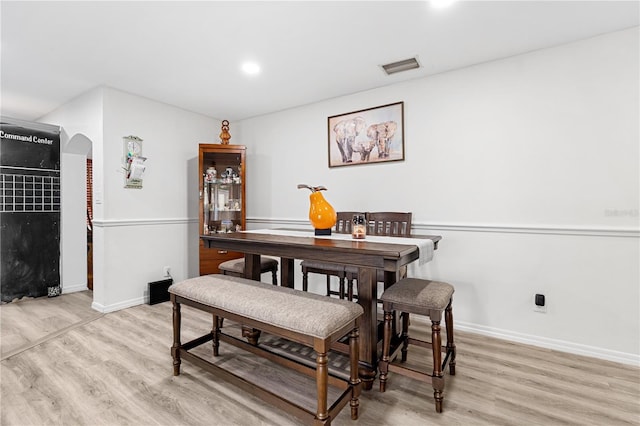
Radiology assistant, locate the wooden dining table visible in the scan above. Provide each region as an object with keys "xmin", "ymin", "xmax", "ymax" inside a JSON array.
[{"xmin": 201, "ymin": 229, "xmax": 441, "ymax": 390}]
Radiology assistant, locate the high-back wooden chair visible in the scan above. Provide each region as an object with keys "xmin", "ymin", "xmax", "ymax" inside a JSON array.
[
  {"xmin": 301, "ymin": 212, "xmax": 364, "ymax": 298},
  {"xmin": 335, "ymin": 212, "xmax": 356, "ymax": 234},
  {"xmin": 367, "ymin": 212, "xmax": 412, "ymax": 237},
  {"xmin": 345, "ymin": 212, "xmax": 412, "ymax": 300}
]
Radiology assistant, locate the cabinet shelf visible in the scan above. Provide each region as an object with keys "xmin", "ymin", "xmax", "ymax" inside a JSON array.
[{"xmin": 204, "ymin": 180, "xmax": 242, "ymax": 186}]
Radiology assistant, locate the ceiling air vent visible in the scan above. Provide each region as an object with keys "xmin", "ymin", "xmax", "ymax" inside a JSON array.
[{"xmin": 381, "ymin": 57, "xmax": 420, "ymax": 75}]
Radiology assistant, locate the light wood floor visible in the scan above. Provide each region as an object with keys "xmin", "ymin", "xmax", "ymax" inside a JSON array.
[
  {"xmin": 1, "ymin": 291, "xmax": 639, "ymax": 425},
  {"xmin": 1, "ymin": 291, "xmax": 102, "ymax": 360}
]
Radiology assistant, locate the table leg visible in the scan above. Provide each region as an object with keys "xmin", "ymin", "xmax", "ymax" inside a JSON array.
[
  {"xmin": 244, "ymin": 253, "xmax": 261, "ymax": 281},
  {"xmin": 356, "ymin": 266, "xmax": 377, "ymax": 390},
  {"xmin": 280, "ymin": 257, "xmax": 295, "ymax": 288},
  {"xmin": 241, "ymin": 326, "xmax": 262, "ymax": 345}
]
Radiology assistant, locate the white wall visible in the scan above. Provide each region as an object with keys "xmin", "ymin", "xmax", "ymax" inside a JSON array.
[
  {"xmin": 40, "ymin": 88, "xmax": 104, "ymax": 294},
  {"xmin": 97, "ymin": 88, "xmax": 217, "ymax": 310},
  {"xmin": 42, "ymin": 87, "xmax": 218, "ymax": 311},
  {"xmin": 237, "ymin": 28, "xmax": 639, "ymax": 364}
]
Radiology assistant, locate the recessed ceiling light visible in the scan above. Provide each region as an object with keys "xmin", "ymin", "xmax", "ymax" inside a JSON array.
[
  {"xmin": 241, "ymin": 62, "xmax": 260, "ymax": 75},
  {"xmin": 430, "ymin": 0, "xmax": 457, "ymax": 9},
  {"xmin": 381, "ymin": 57, "xmax": 420, "ymax": 75}
]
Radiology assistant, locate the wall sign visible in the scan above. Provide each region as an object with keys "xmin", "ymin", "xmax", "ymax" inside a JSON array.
[
  {"xmin": 1, "ymin": 117, "xmax": 61, "ymax": 301},
  {"xmin": 123, "ymin": 135, "xmax": 146, "ymax": 188}
]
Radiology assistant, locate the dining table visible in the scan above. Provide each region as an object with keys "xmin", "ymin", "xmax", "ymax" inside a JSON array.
[{"xmin": 200, "ymin": 228, "xmax": 442, "ymax": 390}]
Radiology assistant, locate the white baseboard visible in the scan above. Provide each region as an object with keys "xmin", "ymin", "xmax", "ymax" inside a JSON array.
[
  {"xmin": 62, "ymin": 284, "xmax": 89, "ymax": 294},
  {"xmin": 91, "ymin": 296, "xmax": 146, "ymax": 313},
  {"xmin": 456, "ymin": 320, "xmax": 640, "ymax": 367}
]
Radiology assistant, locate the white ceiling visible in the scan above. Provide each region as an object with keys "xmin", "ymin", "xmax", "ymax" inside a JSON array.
[{"xmin": 1, "ymin": 1, "xmax": 638, "ymax": 122}]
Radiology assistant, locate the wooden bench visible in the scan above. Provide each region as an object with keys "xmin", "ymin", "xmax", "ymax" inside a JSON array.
[{"xmin": 169, "ymin": 274, "xmax": 364, "ymax": 425}]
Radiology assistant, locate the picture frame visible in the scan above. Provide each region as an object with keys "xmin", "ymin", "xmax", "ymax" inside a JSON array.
[{"xmin": 327, "ymin": 101, "xmax": 404, "ymax": 168}]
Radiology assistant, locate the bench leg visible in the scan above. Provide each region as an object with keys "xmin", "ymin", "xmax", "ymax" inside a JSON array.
[
  {"xmin": 315, "ymin": 347, "xmax": 329, "ymax": 424},
  {"xmin": 349, "ymin": 326, "xmax": 361, "ymax": 420},
  {"xmin": 171, "ymin": 299, "xmax": 181, "ymax": 376}
]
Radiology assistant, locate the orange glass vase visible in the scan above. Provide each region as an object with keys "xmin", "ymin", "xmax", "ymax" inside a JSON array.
[
  {"xmin": 308, "ymin": 191, "xmax": 337, "ymax": 234},
  {"xmin": 298, "ymin": 184, "xmax": 337, "ymax": 235}
]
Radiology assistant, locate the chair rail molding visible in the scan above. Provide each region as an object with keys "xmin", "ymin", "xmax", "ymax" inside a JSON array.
[
  {"xmin": 248, "ymin": 217, "xmax": 639, "ymax": 238},
  {"xmin": 92, "ymin": 217, "xmax": 197, "ymax": 227}
]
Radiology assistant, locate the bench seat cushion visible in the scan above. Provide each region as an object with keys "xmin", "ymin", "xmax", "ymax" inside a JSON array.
[{"xmin": 169, "ymin": 274, "xmax": 363, "ymax": 339}]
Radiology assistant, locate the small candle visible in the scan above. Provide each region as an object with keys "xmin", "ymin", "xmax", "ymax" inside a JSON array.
[
  {"xmin": 352, "ymin": 224, "xmax": 366, "ymax": 239},
  {"xmin": 352, "ymin": 214, "xmax": 366, "ymax": 239}
]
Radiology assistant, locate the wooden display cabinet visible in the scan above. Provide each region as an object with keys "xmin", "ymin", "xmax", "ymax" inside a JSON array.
[{"xmin": 198, "ymin": 144, "xmax": 246, "ymax": 275}]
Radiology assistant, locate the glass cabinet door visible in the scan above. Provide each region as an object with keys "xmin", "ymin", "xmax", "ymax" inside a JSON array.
[
  {"xmin": 198, "ymin": 144, "xmax": 246, "ymax": 275},
  {"xmin": 203, "ymin": 180, "xmax": 242, "ymax": 233}
]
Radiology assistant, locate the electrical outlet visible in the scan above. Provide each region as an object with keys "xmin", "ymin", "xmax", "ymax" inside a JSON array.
[
  {"xmin": 534, "ymin": 293, "xmax": 546, "ymax": 313},
  {"xmin": 163, "ymin": 266, "xmax": 171, "ymax": 277}
]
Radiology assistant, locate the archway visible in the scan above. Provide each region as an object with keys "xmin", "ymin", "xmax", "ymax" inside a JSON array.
[{"xmin": 61, "ymin": 133, "xmax": 93, "ymax": 293}]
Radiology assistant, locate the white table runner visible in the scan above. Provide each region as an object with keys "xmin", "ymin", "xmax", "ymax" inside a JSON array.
[{"xmin": 243, "ymin": 229, "xmax": 434, "ymax": 266}]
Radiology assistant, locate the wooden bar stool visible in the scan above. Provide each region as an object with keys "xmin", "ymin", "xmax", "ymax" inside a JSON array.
[
  {"xmin": 378, "ymin": 278, "xmax": 456, "ymax": 413},
  {"xmin": 218, "ymin": 257, "xmax": 278, "ymax": 285}
]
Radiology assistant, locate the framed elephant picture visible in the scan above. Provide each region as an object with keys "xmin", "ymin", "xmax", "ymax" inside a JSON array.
[{"xmin": 327, "ymin": 101, "xmax": 404, "ymax": 168}]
